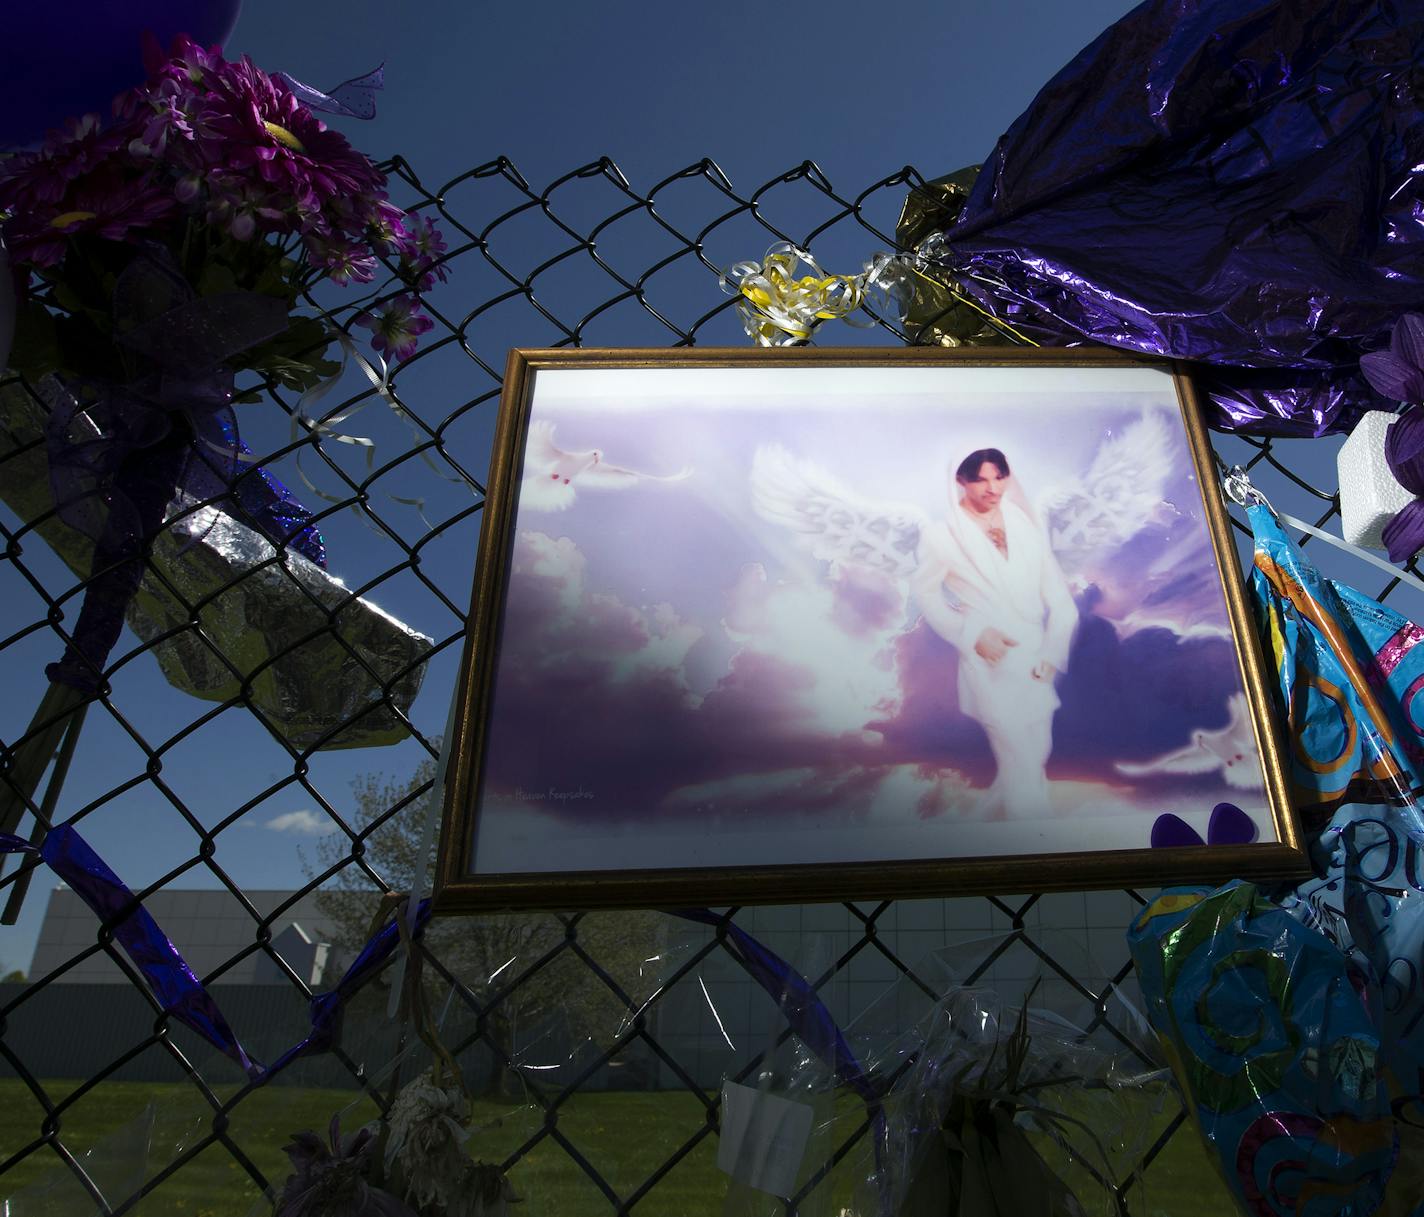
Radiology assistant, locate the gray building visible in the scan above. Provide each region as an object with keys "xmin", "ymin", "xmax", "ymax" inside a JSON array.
[
  {"xmin": 7, "ymin": 886, "xmax": 1140, "ymax": 1091},
  {"xmin": 27, "ymin": 885, "xmax": 346, "ymax": 987}
]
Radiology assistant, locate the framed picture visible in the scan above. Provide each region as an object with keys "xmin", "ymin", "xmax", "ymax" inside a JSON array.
[{"xmin": 435, "ymin": 347, "xmax": 1305, "ymax": 911}]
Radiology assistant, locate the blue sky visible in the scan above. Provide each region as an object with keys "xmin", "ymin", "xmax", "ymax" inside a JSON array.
[{"xmin": 3, "ymin": 0, "xmax": 1365, "ymax": 975}]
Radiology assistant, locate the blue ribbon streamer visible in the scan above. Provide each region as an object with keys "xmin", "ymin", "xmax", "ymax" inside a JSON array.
[
  {"xmin": 0, "ymin": 825, "xmax": 259, "ymax": 1077},
  {"xmin": 0, "ymin": 825, "xmax": 431, "ymax": 1084}
]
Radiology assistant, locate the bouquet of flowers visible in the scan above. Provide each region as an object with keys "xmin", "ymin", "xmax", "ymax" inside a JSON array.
[
  {"xmin": 0, "ymin": 33, "xmax": 444, "ymax": 389},
  {"xmin": 0, "ymin": 36, "xmax": 447, "ymax": 873}
]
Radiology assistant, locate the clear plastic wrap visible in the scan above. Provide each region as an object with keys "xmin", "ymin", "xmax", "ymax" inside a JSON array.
[
  {"xmin": 0, "ymin": 1105, "xmax": 154, "ymax": 1215},
  {"xmin": 839, "ymin": 930, "xmax": 1179, "ymax": 1217}
]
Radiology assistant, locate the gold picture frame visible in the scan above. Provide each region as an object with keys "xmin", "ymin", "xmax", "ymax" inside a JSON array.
[{"xmin": 435, "ymin": 346, "xmax": 1306, "ymax": 912}]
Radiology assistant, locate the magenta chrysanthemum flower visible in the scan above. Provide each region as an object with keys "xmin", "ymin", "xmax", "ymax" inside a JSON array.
[
  {"xmin": 190, "ymin": 54, "xmax": 387, "ymax": 207},
  {"xmin": 141, "ymin": 31, "xmax": 226, "ymax": 88},
  {"xmin": 0, "ymin": 168, "xmax": 178, "ymax": 267},
  {"xmin": 357, "ymin": 295, "xmax": 435, "ymax": 362},
  {"xmin": 0, "ymin": 29, "xmax": 450, "ymax": 327},
  {"xmin": 0, "ymin": 115, "xmax": 136, "ymax": 209}
]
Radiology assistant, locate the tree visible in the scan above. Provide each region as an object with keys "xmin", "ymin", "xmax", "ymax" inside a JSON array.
[
  {"xmin": 309, "ymin": 749, "xmax": 669, "ymax": 1095},
  {"xmin": 1, "ymin": 969, "xmax": 24, "ymax": 983}
]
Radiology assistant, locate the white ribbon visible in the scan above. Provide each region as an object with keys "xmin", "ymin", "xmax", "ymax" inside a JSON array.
[{"xmin": 1224, "ymin": 466, "xmax": 1424, "ymax": 600}]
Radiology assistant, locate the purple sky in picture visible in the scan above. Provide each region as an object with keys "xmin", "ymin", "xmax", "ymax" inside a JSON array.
[{"xmin": 478, "ymin": 391, "xmax": 1252, "ymax": 823}]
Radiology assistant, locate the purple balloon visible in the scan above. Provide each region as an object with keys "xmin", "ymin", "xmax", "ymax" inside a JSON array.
[{"xmin": 1, "ymin": 1, "xmax": 242, "ymax": 150}]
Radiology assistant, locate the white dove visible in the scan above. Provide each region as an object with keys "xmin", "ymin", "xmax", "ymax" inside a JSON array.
[
  {"xmin": 1114, "ymin": 693, "xmax": 1264, "ymax": 790},
  {"xmin": 519, "ymin": 420, "xmax": 693, "ymax": 511}
]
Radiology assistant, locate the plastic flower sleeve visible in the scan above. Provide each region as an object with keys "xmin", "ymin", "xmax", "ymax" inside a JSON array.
[
  {"xmin": 868, "ymin": 936, "xmax": 1164, "ymax": 1217},
  {"xmin": 793, "ymin": 926, "xmax": 1208, "ymax": 1217}
]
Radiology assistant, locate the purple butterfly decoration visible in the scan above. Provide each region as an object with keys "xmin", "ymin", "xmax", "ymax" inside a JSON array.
[
  {"xmin": 1151, "ymin": 802, "xmax": 1258, "ymax": 848},
  {"xmin": 274, "ymin": 64, "xmax": 385, "ymax": 120}
]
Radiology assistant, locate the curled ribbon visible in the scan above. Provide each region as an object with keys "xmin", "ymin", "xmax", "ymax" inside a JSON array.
[
  {"xmin": 289, "ymin": 330, "xmax": 481, "ymax": 534},
  {"xmin": 720, "ymin": 243, "xmax": 884, "ymax": 346}
]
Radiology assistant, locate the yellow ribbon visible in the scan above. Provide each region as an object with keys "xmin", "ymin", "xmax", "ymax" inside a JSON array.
[
  {"xmin": 720, "ymin": 234, "xmax": 1043, "ymax": 349},
  {"xmin": 719, "ymin": 243, "xmax": 870, "ymax": 346}
]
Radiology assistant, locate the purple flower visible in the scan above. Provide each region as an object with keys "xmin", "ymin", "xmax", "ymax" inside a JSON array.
[
  {"xmin": 397, "ymin": 213, "xmax": 449, "ymax": 290},
  {"xmin": 0, "ymin": 169, "xmax": 178, "ymax": 267},
  {"xmin": 0, "ymin": 115, "xmax": 135, "ymax": 211},
  {"xmin": 174, "ymin": 172, "xmax": 205, "ymax": 204},
  {"xmin": 360, "ymin": 198, "xmax": 411, "ymax": 254},
  {"xmin": 123, "ymin": 78, "xmax": 199, "ymax": 157},
  {"xmin": 1361, "ymin": 314, "xmax": 1424, "ymax": 404},
  {"xmin": 189, "ymin": 53, "xmax": 387, "ymax": 206},
  {"xmin": 276, "ymin": 1116, "xmax": 415, "ymax": 1217},
  {"xmin": 357, "ymin": 295, "xmax": 435, "ymax": 362},
  {"xmin": 141, "ymin": 31, "xmax": 225, "ymax": 87},
  {"xmin": 309, "ymin": 236, "xmax": 379, "ymax": 285},
  {"xmin": 205, "ymin": 177, "xmax": 289, "ymax": 241}
]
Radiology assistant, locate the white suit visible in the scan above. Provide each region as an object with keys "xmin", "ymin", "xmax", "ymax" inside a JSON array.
[{"xmin": 910, "ymin": 498, "xmax": 1078, "ymax": 817}]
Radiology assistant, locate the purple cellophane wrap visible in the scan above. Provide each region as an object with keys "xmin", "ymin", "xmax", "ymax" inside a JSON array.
[{"xmin": 940, "ymin": 0, "xmax": 1424, "ymax": 436}]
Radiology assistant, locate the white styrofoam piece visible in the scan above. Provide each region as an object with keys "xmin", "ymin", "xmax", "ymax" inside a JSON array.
[{"xmin": 1338, "ymin": 410, "xmax": 1415, "ymax": 549}]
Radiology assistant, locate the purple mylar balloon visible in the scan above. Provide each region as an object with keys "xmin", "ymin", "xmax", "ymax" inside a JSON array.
[
  {"xmin": 0, "ymin": 1, "xmax": 243, "ymax": 150},
  {"xmin": 939, "ymin": 0, "xmax": 1424, "ymax": 437}
]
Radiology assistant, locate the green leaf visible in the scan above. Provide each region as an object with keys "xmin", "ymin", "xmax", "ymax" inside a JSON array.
[{"xmin": 196, "ymin": 260, "xmax": 240, "ymax": 297}]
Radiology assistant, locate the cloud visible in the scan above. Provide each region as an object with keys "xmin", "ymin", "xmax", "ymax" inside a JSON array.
[
  {"xmin": 481, "ymin": 527, "xmax": 1255, "ymax": 826},
  {"xmin": 265, "ymin": 809, "xmax": 329, "ymax": 835},
  {"xmin": 484, "ymin": 532, "xmax": 904, "ymax": 817}
]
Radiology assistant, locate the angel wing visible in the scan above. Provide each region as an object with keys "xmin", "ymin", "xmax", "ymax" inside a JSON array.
[
  {"xmin": 1039, "ymin": 410, "xmax": 1174, "ymax": 560},
  {"xmin": 749, "ymin": 445, "xmax": 929, "ymax": 577}
]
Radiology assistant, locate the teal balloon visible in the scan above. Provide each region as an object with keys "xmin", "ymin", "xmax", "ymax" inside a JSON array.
[{"xmin": 1, "ymin": 2, "xmax": 242, "ymax": 150}]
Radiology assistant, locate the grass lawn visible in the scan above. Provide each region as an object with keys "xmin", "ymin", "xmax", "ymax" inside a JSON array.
[{"xmin": 0, "ymin": 1079, "xmax": 1238, "ymax": 1215}]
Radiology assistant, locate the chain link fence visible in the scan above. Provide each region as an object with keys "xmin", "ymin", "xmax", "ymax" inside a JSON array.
[{"xmin": 0, "ymin": 155, "xmax": 1397, "ymax": 1215}]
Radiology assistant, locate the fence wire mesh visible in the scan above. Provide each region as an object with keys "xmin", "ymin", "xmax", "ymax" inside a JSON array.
[{"xmin": 0, "ymin": 156, "xmax": 1402, "ymax": 1215}]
